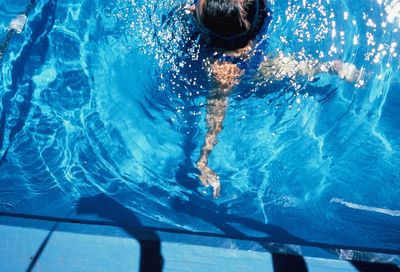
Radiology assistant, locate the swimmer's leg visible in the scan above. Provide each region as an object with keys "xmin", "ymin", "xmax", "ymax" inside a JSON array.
[{"xmin": 197, "ymin": 96, "xmax": 228, "ymax": 198}]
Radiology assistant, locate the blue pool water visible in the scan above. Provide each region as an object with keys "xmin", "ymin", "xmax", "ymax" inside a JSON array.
[{"xmin": 0, "ymin": 0, "xmax": 399, "ymax": 253}]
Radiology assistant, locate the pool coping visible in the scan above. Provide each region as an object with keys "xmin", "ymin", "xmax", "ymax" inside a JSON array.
[{"xmin": 1, "ymin": 210, "xmax": 399, "ymax": 268}]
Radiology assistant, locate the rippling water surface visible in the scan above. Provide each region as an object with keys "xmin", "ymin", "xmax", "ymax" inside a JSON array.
[{"xmin": 0, "ymin": 0, "xmax": 399, "ymax": 250}]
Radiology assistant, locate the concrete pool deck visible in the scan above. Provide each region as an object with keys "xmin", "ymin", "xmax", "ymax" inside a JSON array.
[{"xmin": 0, "ymin": 213, "xmax": 399, "ymax": 272}]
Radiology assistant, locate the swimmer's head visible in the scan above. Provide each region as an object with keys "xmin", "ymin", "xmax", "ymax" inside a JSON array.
[{"xmin": 193, "ymin": 0, "xmax": 268, "ymax": 50}]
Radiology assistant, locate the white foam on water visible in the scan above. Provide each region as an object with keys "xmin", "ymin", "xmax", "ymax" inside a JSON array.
[{"xmin": 330, "ymin": 198, "xmax": 400, "ymax": 217}]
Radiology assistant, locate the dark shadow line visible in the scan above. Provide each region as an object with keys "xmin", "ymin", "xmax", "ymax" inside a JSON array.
[
  {"xmin": 138, "ymin": 240, "xmax": 163, "ymax": 272},
  {"xmin": 0, "ymin": 0, "xmax": 56, "ymax": 160},
  {"xmin": 75, "ymin": 194, "xmax": 163, "ymax": 272},
  {"xmin": 26, "ymin": 222, "xmax": 60, "ymax": 272},
  {"xmin": 1, "ymin": 210, "xmax": 399, "ymax": 256}
]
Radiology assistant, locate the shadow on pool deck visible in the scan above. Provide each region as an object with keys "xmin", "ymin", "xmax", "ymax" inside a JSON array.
[
  {"xmin": 350, "ymin": 260, "xmax": 400, "ymax": 272},
  {"xmin": 170, "ymin": 195, "xmax": 400, "ymax": 272},
  {"xmin": 75, "ymin": 193, "xmax": 164, "ymax": 272},
  {"xmin": 171, "ymin": 195, "xmax": 310, "ymax": 271},
  {"xmin": 272, "ymin": 253, "xmax": 308, "ymax": 272},
  {"xmin": 23, "ymin": 193, "xmax": 400, "ymax": 272},
  {"xmin": 74, "ymin": 193, "xmax": 309, "ymax": 272}
]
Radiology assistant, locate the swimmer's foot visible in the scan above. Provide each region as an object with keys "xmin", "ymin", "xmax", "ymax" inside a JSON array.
[{"xmin": 196, "ymin": 160, "xmax": 221, "ymax": 198}]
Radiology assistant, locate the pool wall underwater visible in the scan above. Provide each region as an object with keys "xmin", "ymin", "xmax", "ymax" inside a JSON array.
[{"xmin": 1, "ymin": 0, "xmax": 400, "ymax": 271}]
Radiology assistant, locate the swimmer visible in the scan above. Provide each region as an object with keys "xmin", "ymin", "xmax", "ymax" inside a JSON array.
[{"xmin": 188, "ymin": 0, "xmax": 363, "ymax": 198}]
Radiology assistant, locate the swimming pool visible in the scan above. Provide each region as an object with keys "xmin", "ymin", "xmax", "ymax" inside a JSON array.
[{"xmin": 0, "ymin": 0, "xmax": 399, "ymax": 259}]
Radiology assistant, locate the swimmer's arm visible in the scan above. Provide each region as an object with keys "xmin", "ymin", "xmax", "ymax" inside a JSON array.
[
  {"xmin": 259, "ymin": 55, "xmax": 364, "ymax": 83},
  {"xmin": 197, "ymin": 61, "xmax": 243, "ymax": 197}
]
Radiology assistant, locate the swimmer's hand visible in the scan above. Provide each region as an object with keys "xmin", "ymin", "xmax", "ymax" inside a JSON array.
[
  {"xmin": 9, "ymin": 14, "xmax": 27, "ymax": 33},
  {"xmin": 331, "ymin": 60, "xmax": 364, "ymax": 84},
  {"xmin": 184, "ymin": 3, "xmax": 196, "ymax": 14},
  {"xmin": 258, "ymin": 55, "xmax": 320, "ymax": 80},
  {"xmin": 197, "ymin": 160, "xmax": 221, "ymax": 198}
]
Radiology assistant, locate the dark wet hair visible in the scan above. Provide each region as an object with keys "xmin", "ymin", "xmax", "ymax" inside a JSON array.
[{"xmin": 199, "ymin": 0, "xmax": 268, "ymax": 50}]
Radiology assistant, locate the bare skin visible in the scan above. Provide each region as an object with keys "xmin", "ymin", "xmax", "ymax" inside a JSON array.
[
  {"xmin": 188, "ymin": 0, "xmax": 251, "ymax": 198},
  {"xmin": 259, "ymin": 54, "xmax": 364, "ymax": 83},
  {"xmin": 197, "ymin": 50, "xmax": 363, "ymax": 198},
  {"xmin": 197, "ymin": 60, "xmax": 244, "ymax": 198},
  {"xmin": 189, "ymin": 2, "xmax": 363, "ymax": 198}
]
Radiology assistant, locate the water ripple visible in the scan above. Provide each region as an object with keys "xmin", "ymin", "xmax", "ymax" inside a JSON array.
[{"xmin": 0, "ymin": 0, "xmax": 399, "ymax": 251}]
